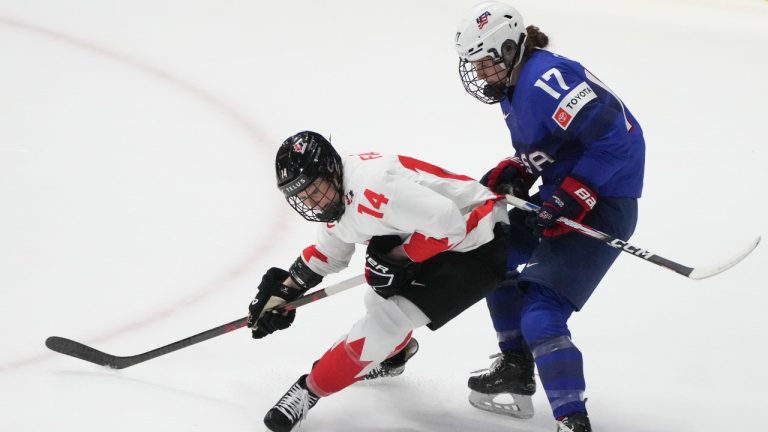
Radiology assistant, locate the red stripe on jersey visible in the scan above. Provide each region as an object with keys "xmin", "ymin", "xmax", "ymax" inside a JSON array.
[
  {"xmin": 302, "ymin": 245, "xmax": 328, "ymax": 263},
  {"xmin": 403, "ymin": 232, "xmax": 451, "ymax": 262},
  {"xmin": 466, "ymin": 199, "xmax": 497, "ymax": 233},
  {"xmin": 398, "ymin": 156, "xmax": 474, "ymax": 181}
]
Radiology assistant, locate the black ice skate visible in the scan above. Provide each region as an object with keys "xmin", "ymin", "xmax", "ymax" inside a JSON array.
[
  {"xmin": 467, "ymin": 349, "xmax": 536, "ymax": 419},
  {"xmin": 263, "ymin": 375, "xmax": 319, "ymax": 432},
  {"xmin": 556, "ymin": 412, "xmax": 592, "ymax": 432},
  {"xmin": 360, "ymin": 337, "xmax": 419, "ymax": 381}
]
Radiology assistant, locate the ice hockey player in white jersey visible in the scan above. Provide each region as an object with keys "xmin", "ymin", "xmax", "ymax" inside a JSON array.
[{"xmin": 247, "ymin": 131, "xmax": 511, "ymax": 432}]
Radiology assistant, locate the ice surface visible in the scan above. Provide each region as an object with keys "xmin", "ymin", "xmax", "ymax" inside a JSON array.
[{"xmin": 1, "ymin": 0, "xmax": 766, "ymax": 431}]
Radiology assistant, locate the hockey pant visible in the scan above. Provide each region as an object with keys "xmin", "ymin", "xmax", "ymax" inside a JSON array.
[{"xmin": 306, "ymin": 289, "xmax": 430, "ymax": 397}]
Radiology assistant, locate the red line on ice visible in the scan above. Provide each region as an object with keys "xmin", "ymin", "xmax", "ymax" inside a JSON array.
[{"xmin": 0, "ymin": 16, "xmax": 290, "ymax": 372}]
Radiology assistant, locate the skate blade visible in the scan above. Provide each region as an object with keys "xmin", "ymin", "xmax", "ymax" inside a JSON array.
[{"xmin": 468, "ymin": 390, "xmax": 534, "ymax": 419}]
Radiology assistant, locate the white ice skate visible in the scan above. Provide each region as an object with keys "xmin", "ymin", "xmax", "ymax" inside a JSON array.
[{"xmin": 468, "ymin": 389, "xmax": 534, "ymax": 419}]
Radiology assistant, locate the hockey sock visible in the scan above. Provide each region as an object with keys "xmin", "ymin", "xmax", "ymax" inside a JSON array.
[
  {"xmin": 485, "ymin": 230, "xmax": 533, "ymax": 352},
  {"xmin": 307, "ymin": 333, "xmax": 412, "ymax": 396},
  {"xmin": 307, "ymin": 295, "xmax": 426, "ymax": 396},
  {"xmin": 533, "ymin": 336, "xmax": 586, "ymax": 418},
  {"xmin": 485, "ymin": 273, "xmax": 526, "ymax": 352},
  {"xmin": 521, "ymin": 283, "xmax": 587, "ymax": 418}
]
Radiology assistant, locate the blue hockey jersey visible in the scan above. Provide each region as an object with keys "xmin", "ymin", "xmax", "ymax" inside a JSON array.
[{"xmin": 500, "ymin": 50, "xmax": 645, "ymax": 199}]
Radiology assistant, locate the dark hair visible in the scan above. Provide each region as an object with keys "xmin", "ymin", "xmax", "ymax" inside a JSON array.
[{"xmin": 523, "ymin": 25, "xmax": 549, "ymax": 59}]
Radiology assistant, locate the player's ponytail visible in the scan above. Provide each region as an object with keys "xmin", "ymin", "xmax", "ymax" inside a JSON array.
[{"xmin": 524, "ymin": 25, "xmax": 549, "ymax": 59}]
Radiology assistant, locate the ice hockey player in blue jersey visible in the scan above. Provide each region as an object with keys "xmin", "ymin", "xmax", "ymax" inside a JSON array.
[{"xmin": 455, "ymin": 2, "xmax": 646, "ymax": 432}]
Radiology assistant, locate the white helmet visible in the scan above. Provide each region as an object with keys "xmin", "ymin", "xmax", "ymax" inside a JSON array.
[{"xmin": 455, "ymin": 2, "xmax": 527, "ymax": 103}]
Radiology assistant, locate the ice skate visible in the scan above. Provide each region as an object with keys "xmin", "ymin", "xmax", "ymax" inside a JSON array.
[
  {"xmin": 556, "ymin": 412, "xmax": 591, "ymax": 432},
  {"xmin": 467, "ymin": 349, "xmax": 535, "ymax": 419},
  {"xmin": 263, "ymin": 375, "xmax": 319, "ymax": 432},
  {"xmin": 360, "ymin": 337, "xmax": 419, "ymax": 380}
]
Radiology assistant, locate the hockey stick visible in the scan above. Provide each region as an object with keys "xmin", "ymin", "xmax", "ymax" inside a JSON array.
[
  {"xmin": 505, "ymin": 194, "xmax": 760, "ymax": 280},
  {"xmin": 45, "ymin": 274, "xmax": 365, "ymax": 369}
]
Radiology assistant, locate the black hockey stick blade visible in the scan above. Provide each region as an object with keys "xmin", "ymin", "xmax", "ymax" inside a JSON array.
[
  {"xmin": 505, "ymin": 195, "xmax": 760, "ymax": 280},
  {"xmin": 45, "ymin": 316, "xmax": 249, "ymax": 369},
  {"xmin": 46, "ymin": 336, "xmax": 123, "ymax": 368},
  {"xmin": 46, "ymin": 274, "xmax": 364, "ymax": 369}
]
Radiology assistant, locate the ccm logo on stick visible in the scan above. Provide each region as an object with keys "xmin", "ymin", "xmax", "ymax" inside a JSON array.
[{"xmin": 609, "ymin": 239, "xmax": 654, "ymax": 259}]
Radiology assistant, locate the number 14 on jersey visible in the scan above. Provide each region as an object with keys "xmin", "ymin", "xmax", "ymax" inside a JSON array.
[{"xmin": 358, "ymin": 189, "xmax": 389, "ymax": 219}]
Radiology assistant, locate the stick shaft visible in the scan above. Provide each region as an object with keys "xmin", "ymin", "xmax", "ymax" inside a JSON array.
[
  {"xmin": 46, "ymin": 274, "xmax": 365, "ymax": 368},
  {"xmin": 505, "ymin": 194, "xmax": 759, "ymax": 279}
]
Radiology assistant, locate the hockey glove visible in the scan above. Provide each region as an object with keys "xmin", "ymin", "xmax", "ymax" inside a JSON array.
[
  {"xmin": 365, "ymin": 235, "xmax": 419, "ymax": 298},
  {"xmin": 247, "ymin": 267, "xmax": 304, "ymax": 339},
  {"xmin": 480, "ymin": 156, "xmax": 534, "ymax": 197},
  {"xmin": 530, "ymin": 176, "xmax": 597, "ymax": 238}
]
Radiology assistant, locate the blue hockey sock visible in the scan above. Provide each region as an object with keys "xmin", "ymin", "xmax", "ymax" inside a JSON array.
[
  {"xmin": 521, "ymin": 283, "xmax": 587, "ymax": 418},
  {"xmin": 532, "ymin": 336, "xmax": 586, "ymax": 417},
  {"xmin": 485, "ymin": 272, "xmax": 526, "ymax": 351}
]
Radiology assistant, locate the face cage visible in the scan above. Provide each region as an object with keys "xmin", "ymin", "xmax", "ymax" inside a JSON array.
[
  {"xmin": 458, "ymin": 58, "xmax": 508, "ymax": 104},
  {"xmin": 285, "ymin": 177, "xmax": 344, "ymax": 223}
]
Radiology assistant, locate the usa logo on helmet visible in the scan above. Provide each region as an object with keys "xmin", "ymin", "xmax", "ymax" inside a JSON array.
[{"xmin": 476, "ymin": 11, "xmax": 491, "ymax": 30}]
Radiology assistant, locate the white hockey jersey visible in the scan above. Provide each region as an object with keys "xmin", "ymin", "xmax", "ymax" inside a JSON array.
[{"xmin": 298, "ymin": 152, "xmax": 509, "ymax": 276}]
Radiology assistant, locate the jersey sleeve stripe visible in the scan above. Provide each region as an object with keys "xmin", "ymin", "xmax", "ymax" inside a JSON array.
[
  {"xmin": 302, "ymin": 244, "xmax": 329, "ymax": 263},
  {"xmin": 398, "ymin": 155, "xmax": 474, "ymax": 181}
]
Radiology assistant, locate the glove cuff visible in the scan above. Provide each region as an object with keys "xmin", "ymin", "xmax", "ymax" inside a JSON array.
[
  {"xmin": 560, "ymin": 176, "xmax": 597, "ymax": 211},
  {"xmin": 289, "ymin": 257, "xmax": 323, "ymax": 291}
]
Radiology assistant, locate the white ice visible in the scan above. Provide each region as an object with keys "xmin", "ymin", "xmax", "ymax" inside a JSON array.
[{"xmin": 1, "ymin": 0, "xmax": 766, "ymax": 431}]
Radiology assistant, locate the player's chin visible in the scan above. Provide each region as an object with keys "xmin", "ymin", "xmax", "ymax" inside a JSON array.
[
  {"xmin": 479, "ymin": 82, "xmax": 506, "ymax": 103},
  {"xmin": 317, "ymin": 201, "xmax": 345, "ymax": 222}
]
